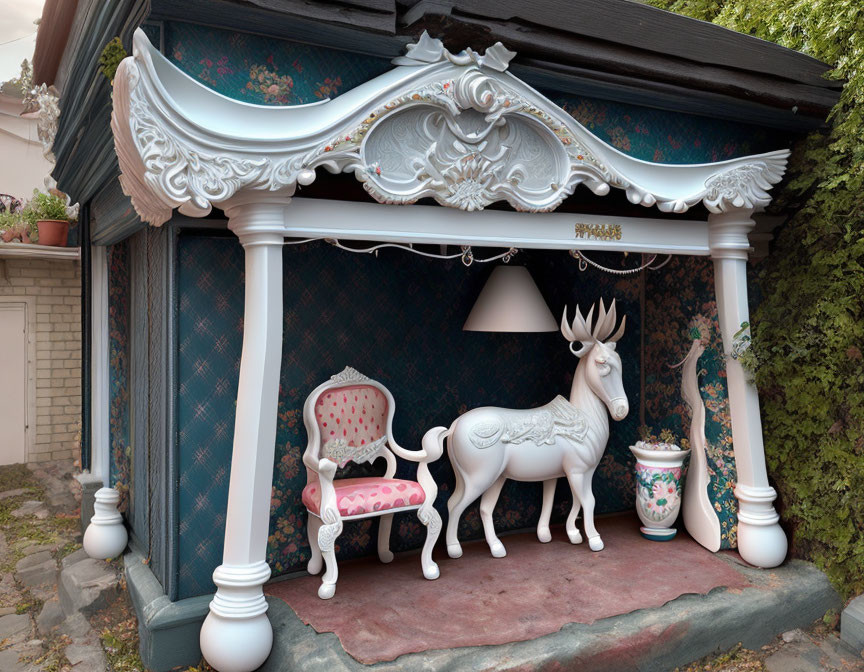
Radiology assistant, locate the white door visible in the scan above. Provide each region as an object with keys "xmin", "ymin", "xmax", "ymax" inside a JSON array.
[{"xmin": 0, "ymin": 303, "xmax": 27, "ymax": 465}]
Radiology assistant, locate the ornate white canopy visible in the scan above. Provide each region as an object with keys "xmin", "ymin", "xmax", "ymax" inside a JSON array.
[
  {"xmin": 101, "ymin": 28, "xmax": 791, "ymax": 672},
  {"xmin": 112, "ymin": 29, "xmax": 789, "ymax": 226}
]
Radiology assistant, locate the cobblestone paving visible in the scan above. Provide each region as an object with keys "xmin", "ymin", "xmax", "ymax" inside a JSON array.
[{"xmin": 0, "ymin": 462, "xmax": 113, "ymax": 671}]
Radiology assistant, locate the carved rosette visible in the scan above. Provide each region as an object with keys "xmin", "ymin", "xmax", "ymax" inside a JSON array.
[{"xmin": 111, "ymin": 29, "xmax": 790, "ymax": 226}]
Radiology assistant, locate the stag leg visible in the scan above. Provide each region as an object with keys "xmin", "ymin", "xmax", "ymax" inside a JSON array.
[
  {"xmin": 537, "ymin": 479, "xmax": 556, "ymax": 543},
  {"xmin": 566, "ymin": 496, "xmax": 583, "ymax": 545},
  {"xmin": 446, "ymin": 477, "xmax": 489, "ymax": 559},
  {"xmin": 567, "ymin": 468, "xmax": 602, "ymax": 551},
  {"xmin": 480, "ymin": 475, "xmax": 508, "ymax": 557}
]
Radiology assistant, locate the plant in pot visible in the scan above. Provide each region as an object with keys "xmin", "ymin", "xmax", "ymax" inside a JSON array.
[
  {"xmin": 22, "ymin": 188, "xmax": 77, "ymax": 246},
  {"xmin": 630, "ymin": 427, "xmax": 691, "ymax": 542},
  {"xmin": 0, "ymin": 209, "xmax": 33, "ymax": 243}
]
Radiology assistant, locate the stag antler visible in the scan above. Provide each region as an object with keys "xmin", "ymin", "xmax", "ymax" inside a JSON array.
[{"xmin": 561, "ymin": 299, "xmax": 626, "ymax": 357}]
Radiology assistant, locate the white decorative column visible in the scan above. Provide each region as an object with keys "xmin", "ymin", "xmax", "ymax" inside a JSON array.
[
  {"xmin": 708, "ymin": 209, "xmax": 788, "ymax": 568},
  {"xmin": 199, "ymin": 198, "xmax": 289, "ymax": 672}
]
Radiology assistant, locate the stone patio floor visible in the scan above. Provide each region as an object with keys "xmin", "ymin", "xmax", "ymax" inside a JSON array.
[{"xmin": 263, "ymin": 513, "xmax": 863, "ymax": 672}]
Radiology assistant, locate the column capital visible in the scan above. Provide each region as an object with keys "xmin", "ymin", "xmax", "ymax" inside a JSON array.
[
  {"xmin": 707, "ymin": 209, "xmax": 755, "ymax": 260},
  {"xmin": 224, "ymin": 196, "xmax": 292, "ymax": 246}
]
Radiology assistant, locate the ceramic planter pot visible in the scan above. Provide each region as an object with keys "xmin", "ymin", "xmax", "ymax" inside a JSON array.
[
  {"xmin": 630, "ymin": 442, "xmax": 690, "ymax": 541},
  {"xmin": 36, "ymin": 219, "xmax": 69, "ymax": 246}
]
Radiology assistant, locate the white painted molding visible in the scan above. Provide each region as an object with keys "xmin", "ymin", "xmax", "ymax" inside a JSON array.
[
  {"xmin": 0, "ymin": 243, "xmax": 81, "ymax": 260},
  {"xmin": 285, "ymin": 197, "xmax": 711, "ymax": 255},
  {"xmin": 90, "ymin": 245, "xmax": 110, "ymax": 483},
  {"xmin": 708, "ymin": 210, "xmax": 787, "ymax": 568},
  {"xmin": 111, "ymin": 29, "xmax": 790, "ymax": 226}
]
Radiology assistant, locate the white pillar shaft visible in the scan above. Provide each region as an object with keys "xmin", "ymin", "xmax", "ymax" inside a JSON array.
[
  {"xmin": 712, "ymin": 256, "xmax": 769, "ymax": 489},
  {"xmin": 200, "ymin": 201, "xmax": 288, "ymax": 672},
  {"xmin": 708, "ymin": 210, "xmax": 787, "ymax": 569},
  {"xmin": 91, "ymin": 244, "xmax": 110, "ymax": 483},
  {"xmin": 221, "ymin": 237, "xmax": 283, "ymax": 566}
]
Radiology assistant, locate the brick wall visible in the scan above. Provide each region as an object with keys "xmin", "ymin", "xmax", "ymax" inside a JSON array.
[{"xmin": 0, "ymin": 258, "xmax": 81, "ymax": 463}]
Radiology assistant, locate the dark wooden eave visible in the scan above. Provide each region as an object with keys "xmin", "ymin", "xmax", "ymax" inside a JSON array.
[
  {"xmin": 150, "ymin": 0, "xmax": 840, "ymax": 131},
  {"xmin": 31, "ymin": 0, "xmax": 79, "ymax": 86},
  {"xmin": 401, "ymin": 0, "xmax": 840, "ymax": 128},
  {"xmin": 53, "ymin": 0, "xmax": 841, "ymax": 205}
]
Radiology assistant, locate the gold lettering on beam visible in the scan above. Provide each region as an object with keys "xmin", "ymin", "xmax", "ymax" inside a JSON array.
[{"xmin": 574, "ymin": 223, "xmax": 623, "ymax": 241}]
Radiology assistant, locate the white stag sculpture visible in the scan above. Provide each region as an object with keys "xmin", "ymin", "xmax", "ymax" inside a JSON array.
[{"xmin": 422, "ymin": 300, "xmax": 629, "ymax": 558}]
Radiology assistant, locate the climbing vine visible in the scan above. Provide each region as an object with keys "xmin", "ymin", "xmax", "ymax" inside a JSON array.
[{"xmin": 646, "ymin": 0, "xmax": 864, "ymax": 596}]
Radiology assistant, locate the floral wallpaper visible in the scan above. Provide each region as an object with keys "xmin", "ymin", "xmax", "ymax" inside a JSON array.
[
  {"xmin": 107, "ymin": 242, "xmax": 131, "ymax": 512},
  {"xmin": 176, "ymin": 236, "xmax": 642, "ymax": 599},
  {"xmin": 164, "ymin": 23, "xmax": 391, "ymax": 107},
  {"xmin": 548, "ymin": 94, "xmax": 782, "ymax": 165},
  {"xmin": 644, "ymin": 256, "xmax": 738, "ymax": 548},
  {"xmin": 163, "ymin": 22, "xmax": 783, "ymax": 165}
]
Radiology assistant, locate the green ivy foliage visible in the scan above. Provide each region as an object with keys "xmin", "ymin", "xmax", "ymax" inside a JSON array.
[
  {"xmin": 99, "ymin": 37, "xmax": 128, "ymax": 82},
  {"xmin": 646, "ymin": 0, "xmax": 864, "ymax": 596}
]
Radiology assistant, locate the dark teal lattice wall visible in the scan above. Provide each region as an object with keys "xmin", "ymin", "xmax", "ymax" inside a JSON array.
[{"xmin": 176, "ymin": 236, "xmax": 642, "ymax": 599}]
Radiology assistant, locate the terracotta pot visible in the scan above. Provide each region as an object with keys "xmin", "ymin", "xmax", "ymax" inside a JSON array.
[
  {"xmin": 36, "ymin": 219, "xmax": 69, "ymax": 246},
  {"xmin": 630, "ymin": 443, "xmax": 690, "ymax": 541}
]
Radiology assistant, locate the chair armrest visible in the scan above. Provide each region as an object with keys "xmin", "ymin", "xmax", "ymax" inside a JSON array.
[{"xmin": 315, "ymin": 458, "xmax": 340, "ymax": 524}]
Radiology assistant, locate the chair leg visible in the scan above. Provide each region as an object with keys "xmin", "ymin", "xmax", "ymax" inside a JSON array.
[
  {"xmin": 378, "ymin": 514, "xmax": 394, "ymax": 563},
  {"xmin": 307, "ymin": 513, "xmax": 323, "ymax": 575},
  {"xmin": 418, "ymin": 505, "xmax": 442, "ymax": 580},
  {"xmin": 318, "ymin": 517, "xmax": 343, "ymax": 599}
]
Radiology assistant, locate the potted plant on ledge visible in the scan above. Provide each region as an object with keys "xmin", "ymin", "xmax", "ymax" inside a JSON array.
[
  {"xmin": 0, "ymin": 209, "xmax": 32, "ymax": 243},
  {"xmin": 22, "ymin": 188, "xmax": 78, "ymax": 247}
]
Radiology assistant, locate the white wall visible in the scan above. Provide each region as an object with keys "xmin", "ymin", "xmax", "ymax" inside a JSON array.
[{"xmin": 0, "ymin": 93, "xmax": 53, "ymax": 201}]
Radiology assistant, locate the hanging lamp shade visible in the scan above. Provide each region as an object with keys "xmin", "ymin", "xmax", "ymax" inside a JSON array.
[{"xmin": 463, "ymin": 266, "xmax": 558, "ymax": 332}]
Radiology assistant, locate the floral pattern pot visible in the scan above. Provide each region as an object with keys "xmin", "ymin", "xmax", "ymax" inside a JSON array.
[{"xmin": 630, "ymin": 443, "xmax": 690, "ymax": 541}]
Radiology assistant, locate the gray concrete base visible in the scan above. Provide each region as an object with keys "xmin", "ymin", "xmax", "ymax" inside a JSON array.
[
  {"xmin": 124, "ymin": 549, "xmax": 211, "ymax": 672},
  {"xmin": 75, "ymin": 473, "xmax": 103, "ymax": 535},
  {"xmin": 842, "ymin": 594, "xmax": 864, "ymax": 654},
  {"xmin": 261, "ymin": 558, "xmax": 841, "ymax": 672}
]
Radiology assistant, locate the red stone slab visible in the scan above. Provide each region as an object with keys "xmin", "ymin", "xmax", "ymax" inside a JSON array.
[{"xmin": 266, "ymin": 514, "xmax": 750, "ymax": 664}]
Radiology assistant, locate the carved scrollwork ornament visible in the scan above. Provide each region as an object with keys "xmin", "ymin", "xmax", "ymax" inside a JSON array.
[
  {"xmin": 329, "ymin": 366, "xmax": 370, "ymax": 384},
  {"xmin": 111, "ymin": 28, "xmax": 791, "ymax": 226}
]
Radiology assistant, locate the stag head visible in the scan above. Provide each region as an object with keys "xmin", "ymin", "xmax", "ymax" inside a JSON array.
[{"xmin": 561, "ymin": 299, "xmax": 629, "ymax": 420}]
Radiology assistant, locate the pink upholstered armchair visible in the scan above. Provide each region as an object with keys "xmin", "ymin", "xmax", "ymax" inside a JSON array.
[{"xmin": 302, "ymin": 367, "xmax": 443, "ymax": 599}]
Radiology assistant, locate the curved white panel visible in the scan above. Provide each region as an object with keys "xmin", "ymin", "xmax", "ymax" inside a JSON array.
[{"xmin": 112, "ymin": 29, "xmax": 790, "ymax": 225}]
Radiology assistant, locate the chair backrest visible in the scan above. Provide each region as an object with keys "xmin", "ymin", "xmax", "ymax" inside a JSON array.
[{"xmin": 303, "ymin": 367, "xmax": 397, "ymax": 483}]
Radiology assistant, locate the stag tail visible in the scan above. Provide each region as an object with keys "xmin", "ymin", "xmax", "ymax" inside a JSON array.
[{"xmin": 421, "ymin": 426, "xmax": 449, "ymax": 462}]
